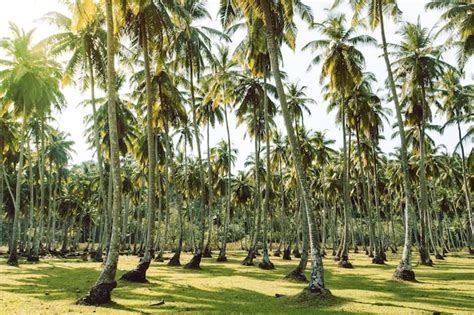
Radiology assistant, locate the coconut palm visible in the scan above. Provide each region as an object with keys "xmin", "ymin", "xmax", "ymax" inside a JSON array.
[
  {"xmin": 345, "ymin": 0, "xmax": 416, "ymax": 280},
  {"xmin": 304, "ymin": 13, "xmax": 374, "ymax": 268},
  {"xmin": 426, "ymin": 0, "xmax": 474, "ymax": 68},
  {"xmin": 78, "ymin": 0, "xmax": 122, "ymax": 305},
  {"xmin": 0, "ymin": 23, "xmax": 65, "ymax": 266},
  {"xmin": 169, "ymin": 0, "xmax": 225, "ymax": 269},
  {"xmin": 435, "ymin": 69, "xmax": 473, "ymax": 251},
  {"xmin": 391, "ymin": 19, "xmax": 451, "ymax": 266}
]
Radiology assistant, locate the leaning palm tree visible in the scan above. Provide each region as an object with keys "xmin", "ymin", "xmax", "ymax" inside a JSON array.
[
  {"xmin": 345, "ymin": 0, "xmax": 416, "ymax": 281},
  {"xmin": 42, "ymin": 4, "xmax": 108, "ymax": 262},
  {"xmin": 119, "ymin": 0, "xmax": 175, "ymax": 283},
  {"xmin": 435, "ymin": 69, "xmax": 473, "ymax": 251},
  {"xmin": 0, "ymin": 112, "xmax": 18, "ymax": 246},
  {"xmin": 304, "ymin": 13, "xmax": 374, "ymax": 268},
  {"xmin": 391, "ymin": 19, "xmax": 451, "ymax": 266},
  {"xmin": 203, "ymin": 45, "xmax": 240, "ymax": 262},
  {"xmin": 169, "ymin": 0, "xmax": 225, "ymax": 269},
  {"xmin": 219, "ymin": 0, "xmax": 329, "ymax": 296},
  {"xmin": 0, "ymin": 23, "xmax": 65, "ymax": 266},
  {"xmin": 78, "ymin": 0, "xmax": 122, "ymax": 305}
]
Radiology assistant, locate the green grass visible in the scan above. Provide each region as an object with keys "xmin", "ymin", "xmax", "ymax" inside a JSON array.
[{"xmin": 1, "ymin": 250, "xmax": 473, "ymax": 314}]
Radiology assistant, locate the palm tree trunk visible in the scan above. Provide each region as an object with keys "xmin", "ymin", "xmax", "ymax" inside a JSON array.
[
  {"xmin": 87, "ymin": 51, "xmax": 107, "ymax": 255},
  {"xmin": 455, "ymin": 114, "xmax": 473, "ymax": 251},
  {"xmin": 7, "ymin": 114, "xmax": 27, "ymax": 266},
  {"xmin": 203, "ymin": 110, "xmax": 213, "ymax": 257},
  {"xmin": 261, "ymin": 1, "xmax": 327, "ymax": 294},
  {"xmin": 242, "ymin": 103, "xmax": 262, "ymax": 266},
  {"xmin": 184, "ymin": 54, "xmax": 207, "ymax": 269},
  {"xmin": 340, "ymin": 98, "xmax": 353, "ymax": 268},
  {"xmin": 165, "ymin": 124, "xmax": 185, "ymax": 267},
  {"xmin": 418, "ymin": 84, "xmax": 433, "ymax": 266},
  {"xmin": 259, "ymin": 74, "xmax": 274, "ymax": 269},
  {"xmin": 218, "ymin": 89, "xmax": 232, "ymax": 262},
  {"xmin": 121, "ymin": 22, "xmax": 155, "ymax": 283},
  {"xmin": 78, "ymin": 0, "xmax": 122, "ymax": 304},
  {"xmin": 355, "ymin": 124, "xmax": 378, "ymax": 262},
  {"xmin": 378, "ymin": 0, "xmax": 415, "ymax": 281}
]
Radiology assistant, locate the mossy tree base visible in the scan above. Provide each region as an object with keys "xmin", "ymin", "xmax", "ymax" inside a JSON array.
[
  {"xmin": 393, "ymin": 266, "xmax": 416, "ymax": 282},
  {"xmin": 183, "ymin": 254, "xmax": 202, "ymax": 269},
  {"xmin": 338, "ymin": 260, "xmax": 353, "ymax": 268},
  {"xmin": 285, "ymin": 268, "xmax": 308, "ymax": 282},
  {"xmin": 167, "ymin": 252, "xmax": 181, "ymax": 266},
  {"xmin": 258, "ymin": 260, "xmax": 275, "ymax": 270},
  {"xmin": 241, "ymin": 251, "xmax": 255, "ymax": 266},
  {"xmin": 120, "ymin": 260, "xmax": 150, "ymax": 283},
  {"xmin": 77, "ymin": 281, "xmax": 117, "ymax": 305},
  {"xmin": 203, "ymin": 246, "xmax": 212, "ymax": 258},
  {"xmin": 372, "ymin": 256, "xmax": 385, "ymax": 265},
  {"xmin": 282, "ymin": 248, "xmax": 291, "ymax": 260}
]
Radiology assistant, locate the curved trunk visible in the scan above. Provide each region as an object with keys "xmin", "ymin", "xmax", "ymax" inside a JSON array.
[
  {"xmin": 340, "ymin": 98, "xmax": 352, "ymax": 268},
  {"xmin": 259, "ymin": 74, "xmax": 274, "ymax": 269},
  {"xmin": 204, "ymin": 110, "xmax": 213, "ymax": 257},
  {"xmin": 456, "ymin": 114, "xmax": 473, "ymax": 251},
  {"xmin": 262, "ymin": 1, "xmax": 327, "ymax": 294},
  {"xmin": 88, "ymin": 51, "xmax": 107, "ymax": 255},
  {"xmin": 78, "ymin": 0, "xmax": 122, "ymax": 304},
  {"xmin": 121, "ymin": 24, "xmax": 155, "ymax": 282},
  {"xmin": 7, "ymin": 113, "xmax": 27, "ymax": 266},
  {"xmin": 355, "ymin": 124, "xmax": 377, "ymax": 261},
  {"xmin": 218, "ymin": 91, "xmax": 232, "ymax": 262},
  {"xmin": 418, "ymin": 84, "xmax": 432, "ymax": 266},
  {"xmin": 378, "ymin": 1, "xmax": 415, "ymax": 280},
  {"xmin": 184, "ymin": 54, "xmax": 206, "ymax": 269}
]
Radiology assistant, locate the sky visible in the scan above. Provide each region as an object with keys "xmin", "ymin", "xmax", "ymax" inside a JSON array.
[{"xmin": 0, "ymin": 0, "xmax": 472, "ymax": 170}]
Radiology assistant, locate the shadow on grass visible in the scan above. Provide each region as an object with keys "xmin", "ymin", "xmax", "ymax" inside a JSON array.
[
  {"xmin": 0, "ymin": 261, "xmax": 348, "ymax": 313},
  {"xmin": 2, "ymin": 252, "xmax": 474, "ymax": 314}
]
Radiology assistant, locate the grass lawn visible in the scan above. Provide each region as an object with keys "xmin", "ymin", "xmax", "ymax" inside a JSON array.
[{"xmin": 0, "ymin": 250, "xmax": 473, "ymax": 314}]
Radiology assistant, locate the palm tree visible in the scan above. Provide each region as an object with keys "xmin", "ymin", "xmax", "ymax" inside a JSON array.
[
  {"xmin": 304, "ymin": 13, "xmax": 373, "ymax": 268},
  {"xmin": 203, "ymin": 45, "xmax": 240, "ymax": 262},
  {"xmin": 169, "ymin": 0, "xmax": 224, "ymax": 269},
  {"xmin": 436, "ymin": 69, "xmax": 473, "ymax": 251},
  {"xmin": 42, "ymin": 5, "xmax": 108, "ymax": 261},
  {"xmin": 391, "ymin": 19, "xmax": 450, "ymax": 266},
  {"xmin": 346, "ymin": 0, "xmax": 416, "ymax": 281},
  {"xmin": 426, "ymin": 0, "xmax": 474, "ymax": 68},
  {"xmin": 219, "ymin": 0, "xmax": 329, "ymax": 295},
  {"xmin": 119, "ymin": 0, "xmax": 175, "ymax": 282},
  {"xmin": 0, "ymin": 112, "xmax": 18, "ymax": 246},
  {"xmin": 0, "ymin": 23, "xmax": 65, "ymax": 266},
  {"xmin": 78, "ymin": 0, "xmax": 122, "ymax": 305}
]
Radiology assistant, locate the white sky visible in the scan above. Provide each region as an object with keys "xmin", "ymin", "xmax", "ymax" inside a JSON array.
[{"xmin": 1, "ymin": 0, "xmax": 472, "ymax": 170}]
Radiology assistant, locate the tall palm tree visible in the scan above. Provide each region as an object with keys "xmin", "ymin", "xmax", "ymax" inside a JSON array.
[
  {"xmin": 0, "ymin": 112, "xmax": 18, "ymax": 246},
  {"xmin": 119, "ymin": 0, "xmax": 175, "ymax": 282},
  {"xmin": 391, "ymin": 19, "xmax": 450, "ymax": 266},
  {"xmin": 169, "ymin": 0, "xmax": 224, "ymax": 269},
  {"xmin": 304, "ymin": 13, "xmax": 373, "ymax": 268},
  {"xmin": 436, "ymin": 69, "xmax": 473, "ymax": 251},
  {"xmin": 346, "ymin": 0, "xmax": 416, "ymax": 281},
  {"xmin": 78, "ymin": 0, "xmax": 122, "ymax": 305},
  {"xmin": 203, "ymin": 45, "xmax": 240, "ymax": 262},
  {"xmin": 0, "ymin": 23, "xmax": 65, "ymax": 266},
  {"xmin": 42, "ymin": 5, "xmax": 108, "ymax": 261},
  {"xmin": 220, "ymin": 0, "xmax": 329, "ymax": 295}
]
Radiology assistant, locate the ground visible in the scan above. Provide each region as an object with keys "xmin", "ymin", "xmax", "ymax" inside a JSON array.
[{"xmin": 0, "ymin": 250, "xmax": 473, "ymax": 314}]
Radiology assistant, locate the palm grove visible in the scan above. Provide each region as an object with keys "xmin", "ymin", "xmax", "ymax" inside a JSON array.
[{"xmin": 0, "ymin": 0, "xmax": 472, "ymax": 305}]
